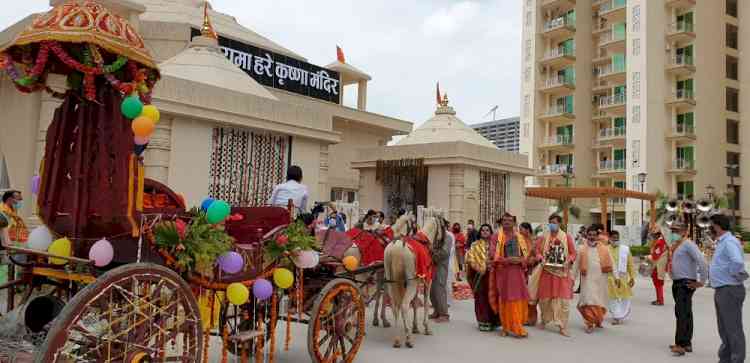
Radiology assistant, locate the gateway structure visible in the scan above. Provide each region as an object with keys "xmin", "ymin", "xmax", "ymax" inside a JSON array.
[
  {"xmin": 0, "ymin": 0, "xmax": 411, "ymax": 221},
  {"xmin": 353, "ymin": 95, "xmax": 532, "ymax": 225}
]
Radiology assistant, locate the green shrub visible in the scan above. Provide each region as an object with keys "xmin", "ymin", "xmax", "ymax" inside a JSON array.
[
  {"xmin": 630, "ymin": 245, "xmax": 650, "ymax": 257},
  {"xmin": 744, "ymin": 243, "xmax": 750, "ymax": 254}
]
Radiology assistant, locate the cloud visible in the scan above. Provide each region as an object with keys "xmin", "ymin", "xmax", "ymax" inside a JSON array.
[{"xmin": 422, "ymin": 1, "xmax": 480, "ymax": 37}]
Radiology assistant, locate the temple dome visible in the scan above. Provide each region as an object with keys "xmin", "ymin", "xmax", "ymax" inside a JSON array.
[{"xmin": 396, "ymin": 97, "xmax": 496, "ymax": 149}]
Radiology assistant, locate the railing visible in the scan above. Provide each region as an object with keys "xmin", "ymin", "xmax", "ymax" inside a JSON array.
[
  {"xmin": 668, "ymin": 21, "xmax": 694, "ymax": 34},
  {"xmin": 598, "ymin": 126, "xmax": 626, "ymax": 139},
  {"xmin": 669, "ymin": 53, "xmax": 694, "ymax": 67},
  {"xmin": 543, "ymin": 134, "xmax": 574, "ymax": 146},
  {"xmin": 598, "ymin": 31, "xmax": 625, "ymax": 46},
  {"xmin": 542, "ymin": 164, "xmax": 574, "ymax": 175},
  {"xmin": 599, "ymin": 93, "xmax": 626, "ymax": 107},
  {"xmin": 612, "ymin": 197, "xmax": 626, "ymax": 205},
  {"xmin": 672, "ymin": 158, "xmax": 695, "ymax": 170},
  {"xmin": 543, "ymin": 105, "xmax": 574, "ymax": 116},
  {"xmin": 672, "ymin": 89, "xmax": 695, "ymax": 102},
  {"xmin": 592, "ymin": 109, "xmax": 609, "ymax": 119},
  {"xmin": 543, "ymin": 16, "xmax": 575, "ymax": 32},
  {"xmin": 672, "ymin": 123, "xmax": 695, "ymax": 136},
  {"xmin": 542, "ymin": 46, "xmax": 575, "ymax": 60},
  {"xmin": 599, "ymin": 159, "xmax": 626, "ymax": 171},
  {"xmin": 543, "ymin": 76, "xmax": 575, "ymax": 88},
  {"xmin": 596, "ymin": 63, "xmax": 625, "ymax": 77},
  {"xmin": 598, "ymin": 0, "xmax": 626, "ymax": 16}
]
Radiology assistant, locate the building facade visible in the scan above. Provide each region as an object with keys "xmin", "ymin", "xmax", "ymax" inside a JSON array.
[
  {"xmin": 521, "ymin": 0, "xmax": 748, "ymax": 226},
  {"xmin": 471, "ymin": 117, "xmax": 521, "ymax": 152}
]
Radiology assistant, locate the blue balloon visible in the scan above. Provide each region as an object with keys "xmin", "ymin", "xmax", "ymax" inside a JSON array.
[{"xmin": 201, "ymin": 198, "xmax": 215, "ymax": 211}]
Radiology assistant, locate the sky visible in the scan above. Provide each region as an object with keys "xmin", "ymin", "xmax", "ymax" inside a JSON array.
[{"xmin": 0, "ymin": 0, "xmax": 522, "ymax": 126}]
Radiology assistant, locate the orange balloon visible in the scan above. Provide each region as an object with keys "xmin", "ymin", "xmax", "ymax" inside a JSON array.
[
  {"xmin": 132, "ymin": 116, "xmax": 155, "ymax": 137},
  {"xmin": 342, "ymin": 256, "xmax": 359, "ymax": 271}
]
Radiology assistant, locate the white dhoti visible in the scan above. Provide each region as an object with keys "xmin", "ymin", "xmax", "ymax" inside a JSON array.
[{"xmin": 608, "ymin": 298, "xmax": 631, "ymax": 320}]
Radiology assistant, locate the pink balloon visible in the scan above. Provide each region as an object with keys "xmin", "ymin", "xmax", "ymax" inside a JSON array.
[
  {"xmin": 89, "ymin": 238, "xmax": 114, "ymax": 267},
  {"xmin": 134, "ymin": 136, "xmax": 150, "ymax": 146}
]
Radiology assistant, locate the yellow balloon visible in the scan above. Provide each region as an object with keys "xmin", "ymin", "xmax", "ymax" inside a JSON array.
[
  {"xmin": 226, "ymin": 283, "xmax": 249, "ymax": 305},
  {"xmin": 141, "ymin": 105, "xmax": 161, "ymax": 123},
  {"xmin": 273, "ymin": 268, "xmax": 294, "ymax": 289},
  {"xmin": 343, "ymin": 256, "xmax": 359, "ymax": 271},
  {"xmin": 48, "ymin": 238, "xmax": 71, "ymax": 265}
]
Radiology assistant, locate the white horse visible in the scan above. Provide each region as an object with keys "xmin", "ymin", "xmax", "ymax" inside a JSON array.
[
  {"xmin": 342, "ymin": 237, "xmax": 391, "ymax": 328},
  {"xmin": 383, "ymin": 214, "xmax": 447, "ymax": 348}
]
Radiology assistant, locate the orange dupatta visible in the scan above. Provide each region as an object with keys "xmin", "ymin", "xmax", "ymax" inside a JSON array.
[{"xmin": 579, "ymin": 242, "xmax": 613, "ymax": 276}]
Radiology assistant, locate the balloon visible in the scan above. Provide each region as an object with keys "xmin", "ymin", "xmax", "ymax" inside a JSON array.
[
  {"xmin": 293, "ymin": 250, "xmax": 319, "ymax": 269},
  {"xmin": 273, "ymin": 268, "xmax": 294, "ymax": 289},
  {"xmin": 121, "ymin": 95, "xmax": 143, "ymax": 119},
  {"xmin": 343, "ymin": 256, "xmax": 359, "ymax": 271},
  {"xmin": 141, "ymin": 105, "xmax": 161, "ymax": 123},
  {"xmin": 226, "ymin": 283, "xmax": 249, "ymax": 305},
  {"xmin": 200, "ymin": 198, "xmax": 215, "ymax": 211},
  {"xmin": 206, "ymin": 200, "xmax": 231, "ymax": 224},
  {"xmin": 132, "ymin": 116, "xmax": 155, "ymax": 137},
  {"xmin": 48, "ymin": 238, "xmax": 72, "ymax": 265},
  {"xmin": 89, "ymin": 238, "xmax": 114, "ymax": 267},
  {"xmin": 218, "ymin": 251, "xmax": 244, "ymax": 274},
  {"xmin": 28, "ymin": 226, "xmax": 53, "ymax": 251},
  {"xmin": 134, "ymin": 136, "xmax": 150, "ymax": 146},
  {"xmin": 253, "ymin": 279, "xmax": 273, "ymax": 301},
  {"xmin": 30, "ymin": 175, "xmax": 40, "ymax": 195}
]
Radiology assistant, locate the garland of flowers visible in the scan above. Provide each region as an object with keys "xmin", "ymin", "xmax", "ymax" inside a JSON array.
[
  {"xmin": 269, "ymin": 291, "xmax": 278, "ymax": 363},
  {"xmin": 221, "ymin": 323, "xmax": 229, "ymax": 363}
]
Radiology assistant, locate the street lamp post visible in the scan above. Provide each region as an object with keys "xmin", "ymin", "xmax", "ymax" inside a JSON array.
[{"xmin": 638, "ymin": 172, "xmax": 647, "ymax": 225}]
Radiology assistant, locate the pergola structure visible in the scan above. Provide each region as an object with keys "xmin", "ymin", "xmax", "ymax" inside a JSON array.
[{"xmin": 525, "ymin": 187, "xmax": 657, "ymax": 231}]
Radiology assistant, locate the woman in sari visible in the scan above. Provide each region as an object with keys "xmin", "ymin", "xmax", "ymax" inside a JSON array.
[{"xmin": 465, "ymin": 223, "xmax": 500, "ymax": 331}]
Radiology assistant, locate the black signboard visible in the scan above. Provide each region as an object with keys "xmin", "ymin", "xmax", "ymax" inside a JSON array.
[{"xmin": 191, "ymin": 28, "xmax": 341, "ymax": 103}]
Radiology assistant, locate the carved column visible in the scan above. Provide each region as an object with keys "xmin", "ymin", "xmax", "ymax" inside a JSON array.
[{"xmin": 143, "ymin": 116, "xmax": 172, "ymax": 183}]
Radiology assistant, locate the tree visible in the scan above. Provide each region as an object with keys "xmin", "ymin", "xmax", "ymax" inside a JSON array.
[{"xmin": 553, "ymin": 198, "xmax": 581, "ymax": 220}]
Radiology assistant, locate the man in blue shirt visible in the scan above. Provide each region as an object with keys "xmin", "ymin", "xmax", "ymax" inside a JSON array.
[{"xmin": 709, "ymin": 214, "xmax": 748, "ymax": 363}]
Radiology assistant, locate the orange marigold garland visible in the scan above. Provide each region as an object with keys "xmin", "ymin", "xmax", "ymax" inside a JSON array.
[
  {"xmin": 269, "ymin": 291, "xmax": 278, "ymax": 363},
  {"xmin": 285, "ymin": 293, "xmax": 292, "ymax": 351},
  {"xmin": 254, "ymin": 308, "xmax": 265, "ymax": 363},
  {"xmin": 221, "ymin": 323, "xmax": 229, "ymax": 363},
  {"xmin": 298, "ymin": 268, "xmax": 304, "ymax": 330}
]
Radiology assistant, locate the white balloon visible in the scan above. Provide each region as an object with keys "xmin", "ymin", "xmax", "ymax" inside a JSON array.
[
  {"xmin": 293, "ymin": 250, "xmax": 319, "ymax": 269},
  {"xmin": 89, "ymin": 238, "xmax": 114, "ymax": 267},
  {"xmin": 28, "ymin": 226, "xmax": 53, "ymax": 251}
]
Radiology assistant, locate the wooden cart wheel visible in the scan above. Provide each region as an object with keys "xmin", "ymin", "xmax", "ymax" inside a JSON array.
[
  {"xmin": 307, "ymin": 279, "xmax": 366, "ymax": 363},
  {"xmin": 219, "ymin": 296, "xmax": 278, "ymax": 357},
  {"xmin": 35, "ymin": 263, "xmax": 203, "ymax": 363}
]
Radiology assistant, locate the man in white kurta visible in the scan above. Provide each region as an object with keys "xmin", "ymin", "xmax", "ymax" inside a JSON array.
[{"xmin": 574, "ymin": 226, "xmax": 614, "ymax": 334}]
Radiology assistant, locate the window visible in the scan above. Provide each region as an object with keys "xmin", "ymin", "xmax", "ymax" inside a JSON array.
[
  {"xmin": 632, "ymin": 72, "xmax": 640, "ymax": 99},
  {"xmin": 676, "ymin": 45, "xmax": 694, "ymax": 65},
  {"xmin": 330, "ymin": 188, "xmax": 357, "ymax": 203},
  {"xmin": 677, "ymin": 181, "xmax": 695, "ymax": 200},
  {"xmin": 727, "ymin": 24, "xmax": 738, "ymax": 49},
  {"xmin": 727, "ymin": 55, "xmax": 739, "ymax": 80},
  {"xmin": 632, "ymin": 140, "xmax": 640, "ymax": 167},
  {"xmin": 727, "ymin": 0, "xmax": 738, "ymax": 18},
  {"xmin": 632, "ymin": 38, "xmax": 640, "ymax": 56},
  {"xmin": 727, "ymin": 87, "xmax": 740, "ymax": 112},
  {"xmin": 727, "ymin": 152, "xmax": 741, "ymax": 176},
  {"xmin": 728, "ymin": 185, "xmax": 740, "ymax": 210},
  {"xmin": 727, "ymin": 119, "xmax": 739, "ymax": 144},
  {"xmin": 632, "ymin": 5, "xmax": 641, "ymax": 32},
  {"xmin": 632, "ymin": 105, "xmax": 640, "ymax": 123}
]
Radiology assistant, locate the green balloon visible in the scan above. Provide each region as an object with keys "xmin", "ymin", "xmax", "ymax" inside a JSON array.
[
  {"xmin": 207, "ymin": 200, "xmax": 231, "ymax": 224},
  {"xmin": 121, "ymin": 95, "xmax": 143, "ymax": 119}
]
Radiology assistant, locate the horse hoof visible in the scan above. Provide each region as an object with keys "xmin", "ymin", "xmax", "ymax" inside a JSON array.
[
  {"xmin": 382, "ymin": 321, "xmax": 391, "ymax": 328},
  {"xmin": 424, "ymin": 329, "xmax": 433, "ymax": 336},
  {"xmin": 393, "ymin": 341, "xmax": 402, "ymax": 349},
  {"xmin": 405, "ymin": 341, "xmax": 414, "ymax": 349},
  {"xmin": 373, "ymin": 320, "xmax": 379, "ymax": 327},
  {"xmin": 412, "ymin": 327, "xmax": 420, "ymax": 335}
]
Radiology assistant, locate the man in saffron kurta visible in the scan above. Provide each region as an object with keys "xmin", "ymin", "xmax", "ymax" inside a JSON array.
[
  {"xmin": 607, "ymin": 231, "xmax": 635, "ymax": 325},
  {"xmin": 529, "ymin": 214, "xmax": 576, "ymax": 337},
  {"xmin": 489, "ymin": 213, "xmax": 530, "ymax": 338},
  {"xmin": 575, "ymin": 226, "xmax": 614, "ymax": 333},
  {"xmin": 465, "ymin": 224, "xmax": 500, "ymax": 331}
]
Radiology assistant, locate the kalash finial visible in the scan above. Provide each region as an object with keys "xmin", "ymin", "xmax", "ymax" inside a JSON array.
[
  {"xmin": 201, "ymin": 1, "xmax": 218, "ymax": 40},
  {"xmin": 441, "ymin": 93, "xmax": 449, "ymax": 107}
]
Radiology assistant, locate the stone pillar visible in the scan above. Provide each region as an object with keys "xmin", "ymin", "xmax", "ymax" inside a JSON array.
[
  {"xmin": 448, "ymin": 165, "xmax": 465, "ymax": 223},
  {"xmin": 319, "ymin": 144, "xmax": 329, "ymax": 202},
  {"xmin": 357, "ymin": 80, "xmax": 367, "ymax": 111},
  {"xmin": 143, "ymin": 117, "xmax": 172, "ymax": 183},
  {"xmin": 462, "ymin": 166, "xmax": 480, "ymax": 225}
]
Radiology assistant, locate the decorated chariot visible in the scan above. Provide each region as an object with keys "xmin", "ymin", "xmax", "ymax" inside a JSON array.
[{"xmin": 0, "ymin": 2, "xmax": 388, "ymax": 362}]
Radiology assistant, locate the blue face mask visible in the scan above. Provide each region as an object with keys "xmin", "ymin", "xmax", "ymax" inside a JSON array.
[
  {"xmin": 13, "ymin": 201, "xmax": 23, "ymax": 211},
  {"xmin": 669, "ymin": 232, "xmax": 682, "ymax": 243},
  {"xmin": 549, "ymin": 223, "xmax": 559, "ymax": 233}
]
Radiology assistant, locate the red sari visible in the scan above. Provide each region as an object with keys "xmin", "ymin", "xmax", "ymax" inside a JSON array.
[{"xmin": 650, "ymin": 237, "xmax": 667, "ymax": 304}]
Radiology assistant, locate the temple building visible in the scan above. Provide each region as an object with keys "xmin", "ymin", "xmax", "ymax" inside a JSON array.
[
  {"xmin": 352, "ymin": 95, "xmax": 532, "ymax": 225},
  {"xmin": 0, "ymin": 0, "xmax": 412, "ymax": 220}
]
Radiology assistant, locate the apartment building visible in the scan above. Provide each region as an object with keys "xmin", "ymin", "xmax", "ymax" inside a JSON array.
[
  {"xmin": 521, "ymin": 0, "xmax": 746, "ymax": 226},
  {"xmin": 472, "ymin": 117, "xmax": 521, "ymax": 152}
]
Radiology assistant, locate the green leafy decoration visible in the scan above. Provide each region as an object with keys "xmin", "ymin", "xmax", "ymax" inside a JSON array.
[{"xmin": 264, "ymin": 221, "xmax": 319, "ymax": 261}]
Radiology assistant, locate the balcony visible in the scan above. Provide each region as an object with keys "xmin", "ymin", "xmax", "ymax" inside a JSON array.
[
  {"xmin": 598, "ymin": 31, "xmax": 626, "ymax": 52},
  {"xmin": 666, "ymin": 54, "xmax": 695, "ymax": 76},
  {"xmin": 592, "ymin": 109, "xmax": 611, "ymax": 122},
  {"xmin": 542, "ymin": 16, "xmax": 576, "ymax": 39},
  {"xmin": 666, "ymin": 0, "xmax": 696, "ymax": 10},
  {"xmin": 666, "ymin": 89, "xmax": 696, "ymax": 108},
  {"xmin": 598, "ymin": 0, "xmax": 626, "ymax": 21},
  {"xmin": 541, "ymin": 0, "xmax": 575, "ymax": 12},
  {"xmin": 666, "ymin": 124, "xmax": 696, "ymax": 141},
  {"xmin": 668, "ymin": 158, "xmax": 696, "ymax": 174},
  {"xmin": 596, "ymin": 63, "xmax": 626, "ymax": 83},
  {"xmin": 539, "ymin": 105, "xmax": 575, "ymax": 123},
  {"xmin": 592, "ymin": 80, "xmax": 610, "ymax": 94},
  {"xmin": 539, "ymin": 76, "xmax": 575, "ymax": 95},
  {"xmin": 598, "ymin": 159, "xmax": 626, "ymax": 174},
  {"xmin": 666, "ymin": 22, "xmax": 695, "ymax": 44},
  {"xmin": 598, "ymin": 127, "xmax": 626, "ymax": 143},
  {"xmin": 539, "ymin": 164, "xmax": 574, "ymax": 178},
  {"xmin": 539, "ymin": 47, "xmax": 576, "ymax": 68},
  {"xmin": 598, "ymin": 94, "xmax": 626, "ymax": 114},
  {"xmin": 539, "ymin": 134, "xmax": 574, "ymax": 151}
]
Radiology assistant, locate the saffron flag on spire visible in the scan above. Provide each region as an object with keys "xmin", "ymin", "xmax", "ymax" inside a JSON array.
[
  {"xmin": 336, "ymin": 45, "xmax": 346, "ymax": 63},
  {"xmin": 436, "ymin": 82, "xmax": 441, "ymax": 105}
]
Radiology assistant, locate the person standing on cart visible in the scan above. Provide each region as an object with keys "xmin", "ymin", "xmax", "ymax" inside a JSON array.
[{"xmin": 268, "ymin": 165, "xmax": 309, "ymax": 213}]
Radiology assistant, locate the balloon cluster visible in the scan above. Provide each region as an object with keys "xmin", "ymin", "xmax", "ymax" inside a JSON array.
[
  {"xmin": 121, "ymin": 94, "xmax": 160, "ymax": 156},
  {"xmin": 28, "ymin": 226, "xmax": 115, "ymax": 267},
  {"xmin": 225, "ymin": 268, "xmax": 296, "ymax": 305},
  {"xmin": 200, "ymin": 197, "xmax": 231, "ymax": 224}
]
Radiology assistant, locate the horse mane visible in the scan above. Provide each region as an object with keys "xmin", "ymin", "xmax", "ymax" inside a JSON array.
[
  {"xmin": 391, "ymin": 212, "xmax": 412, "ymax": 240},
  {"xmin": 420, "ymin": 216, "xmax": 444, "ymax": 250}
]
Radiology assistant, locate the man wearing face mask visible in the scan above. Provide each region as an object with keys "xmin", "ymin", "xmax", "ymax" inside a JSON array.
[
  {"xmin": 1, "ymin": 190, "xmax": 28, "ymax": 244},
  {"xmin": 529, "ymin": 214, "xmax": 576, "ymax": 337},
  {"xmin": 709, "ymin": 214, "xmax": 747, "ymax": 363},
  {"xmin": 607, "ymin": 231, "xmax": 635, "ymax": 325}
]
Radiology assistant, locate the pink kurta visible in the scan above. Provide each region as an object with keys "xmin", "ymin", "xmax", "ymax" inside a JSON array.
[{"xmin": 536, "ymin": 234, "xmax": 577, "ymax": 300}]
